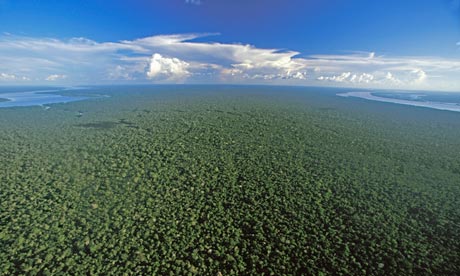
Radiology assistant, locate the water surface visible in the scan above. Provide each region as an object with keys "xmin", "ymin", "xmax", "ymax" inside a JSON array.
[
  {"xmin": 338, "ymin": 91, "xmax": 460, "ymax": 113},
  {"xmin": 0, "ymin": 87, "xmax": 89, "ymax": 108}
]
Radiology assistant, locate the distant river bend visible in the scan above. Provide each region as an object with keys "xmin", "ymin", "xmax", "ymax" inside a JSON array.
[
  {"xmin": 0, "ymin": 88, "xmax": 89, "ymax": 108},
  {"xmin": 338, "ymin": 91, "xmax": 460, "ymax": 113}
]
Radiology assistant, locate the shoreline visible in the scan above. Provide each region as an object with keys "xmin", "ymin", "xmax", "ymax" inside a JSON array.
[
  {"xmin": 0, "ymin": 88, "xmax": 89, "ymax": 108},
  {"xmin": 338, "ymin": 91, "xmax": 460, "ymax": 113}
]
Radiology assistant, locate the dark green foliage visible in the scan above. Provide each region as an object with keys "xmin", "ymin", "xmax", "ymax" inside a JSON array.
[
  {"xmin": 75, "ymin": 121, "xmax": 121, "ymax": 129},
  {"xmin": 1, "ymin": 86, "xmax": 459, "ymax": 275}
]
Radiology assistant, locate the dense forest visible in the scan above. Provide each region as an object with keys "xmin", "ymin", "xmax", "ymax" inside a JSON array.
[{"xmin": 1, "ymin": 86, "xmax": 459, "ymax": 275}]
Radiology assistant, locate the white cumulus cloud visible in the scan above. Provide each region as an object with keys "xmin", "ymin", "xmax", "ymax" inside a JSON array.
[
  {"xmin": 317, "ymin": 72, "xmax": 374, "ymax": 83},
  {"xmin": 0, "ymin": 72, "xmax": 29, "ymax": 81},
  {"xmin": 411, "ymin": 69, "xmax": 427, "ymax": 83},
  {"xmin": 0, "ymin": 33, "xmax": 459, "ymax": 90},
  {"xmin": 0, "ymin": 73, "xmax": 18, "ymax": 80},
  {"xmin": 46, "ymin": 74, "xmax": 67, "ymax": 81},
  {"xmin": 146, "ymin": 53, "xmax": 190, "ymax": 81}
]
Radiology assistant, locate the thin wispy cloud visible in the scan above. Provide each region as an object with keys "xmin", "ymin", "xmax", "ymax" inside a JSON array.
[
  {"xmin": 0, "ymin": 33, "xmax": 459, "ymax": 90},
  {"xmin": 185, "ymin": 0, "xmax": 202, "ymax": 5}
]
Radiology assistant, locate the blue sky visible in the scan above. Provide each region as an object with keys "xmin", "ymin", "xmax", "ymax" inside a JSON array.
[{"xmin": 1, "ymin": 0, "xmax": 459, "ymax": 90}]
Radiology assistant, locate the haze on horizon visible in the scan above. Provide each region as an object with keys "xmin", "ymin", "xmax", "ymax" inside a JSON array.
[{"xmin": 1, "ymin": 0, "xmax": 460, "ymax": 91}]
